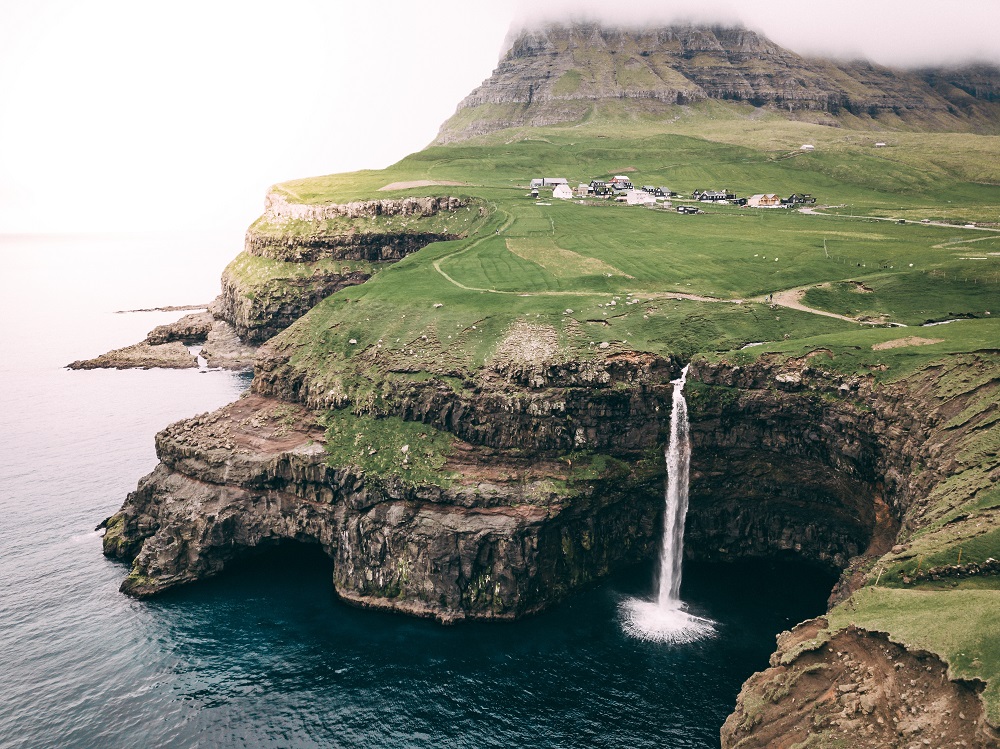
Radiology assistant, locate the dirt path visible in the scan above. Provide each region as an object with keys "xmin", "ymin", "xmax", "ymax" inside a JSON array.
[
  {"xmin": 757, "ymin": 286, "xmax": 887, "ymax": 325},
  {"xmin": 800, "ymin": 206, "xmax": 1000, "ymax": 233},
  {"xmin": 430, "ymin": 208, "xmax": 886, "ymax": 325}
]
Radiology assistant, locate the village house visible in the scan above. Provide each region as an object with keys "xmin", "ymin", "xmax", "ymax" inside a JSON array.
[
  {"xmin": 694, "ymin": 189, "xmax": 736, "ymax": 202},
  {"xmin": 530, "ymin": 178, "xmax": 569, "ymax": 188},
  {"xmin": 781, "ymin": 193, "xmax": 816, "ymax": 205},
  {"xmin": 553, "ymin": 184, "xmax": 574, "ymax": 200},
  {"xmin": 576, "ymin": 183, "xmax": 592, "ymax": 197},
  {"xmin": 590, "ymin": 180, "xmax": 611, "ymax": 195},
  {"xmin": 625, "ymin": 189, "xmax": 657, "ymax": 206},
  {"xmin": 747, "ymin": 193, "xmax": 782, "ymax": 208},
  {"xmin": 609, "ymin": 176, "xmax": 634, "ymax": 191}
]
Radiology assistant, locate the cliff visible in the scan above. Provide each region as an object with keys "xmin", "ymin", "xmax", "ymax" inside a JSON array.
[
  {"xmin": 435, "ymin": 23, "xmax": 1000, "ymax": 142},
  {"xmin": 215, "ymin": 194, "xmax": 483, "ymax": 343},
  {"xmin": 96, "ymin": 18, "xmax": 1000, "ymax": 747}
]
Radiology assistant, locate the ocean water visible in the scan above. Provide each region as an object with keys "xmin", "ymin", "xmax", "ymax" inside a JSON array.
[{"xmin": 0, "ymin": 234, "xmax": 835, "ymax": 748}]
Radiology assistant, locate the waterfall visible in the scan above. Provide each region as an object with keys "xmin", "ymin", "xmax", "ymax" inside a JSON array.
[
  {"xmin": 657, "ymin": 364, "xmax": 692, "ymax": 606},
  {"xmin": 620, "ymin": 364, "xmax": 715, "ymax": 644}
]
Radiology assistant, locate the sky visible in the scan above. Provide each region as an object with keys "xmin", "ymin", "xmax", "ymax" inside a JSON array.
[{"xmin": 1, "ymin": 0, "xmax": 997, "ymax": 236}]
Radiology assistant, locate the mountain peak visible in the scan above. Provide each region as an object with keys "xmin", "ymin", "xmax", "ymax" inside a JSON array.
[{"xmin": 434, "ymin": 22, "xmax": 1000, "ymax": 143}]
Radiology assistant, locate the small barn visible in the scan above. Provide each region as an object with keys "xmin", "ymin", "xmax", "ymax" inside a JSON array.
[
  {"xmin": 530, "ymin": 179, "xmax": 544, "ymax": 189},
  {"xmin": 553, "ymin": 184, "xmax": 574, "ymax": 200},
  {"xmin": 576, "ymin": 183, "xmax": 592, "ymax": 197},
  {"xmin": 543, "ymin": 178, "xmax": 569, "ymax": 187}
]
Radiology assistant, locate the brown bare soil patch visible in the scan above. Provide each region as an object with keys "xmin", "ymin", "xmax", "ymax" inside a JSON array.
[{"xmin": 872, "ymin": 336, "xmax": 945, "ymax": 351}]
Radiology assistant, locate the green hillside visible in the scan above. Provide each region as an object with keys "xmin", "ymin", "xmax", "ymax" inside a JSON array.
[{"xmin": 267, "ymin": 118, "xmax": 999, "ymax": 393}]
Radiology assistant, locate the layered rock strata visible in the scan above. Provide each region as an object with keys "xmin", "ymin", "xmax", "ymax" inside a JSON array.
[
  {"xmin": 436, "ymin": 23, "xmax": 1000, "ymax": 142},
  {"xmin": 106, "ymin": 348, "xmax": 990, "ymax": 614},
  {"xmin": 213, "ymin": 195, "xmax": 476, "ymax": 343},
  {"xmin": 102, "ymin": 394, "xmax": 662, "ymax": 622},
  {"xmin": 102, "ymin": 339, "xmax": 999, "ymax": 740}
]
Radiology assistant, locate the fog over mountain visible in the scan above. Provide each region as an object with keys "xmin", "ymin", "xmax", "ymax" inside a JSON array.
[{"xmin": 510, "ymin": 0, "xmax": 1000, "ymax": 68}]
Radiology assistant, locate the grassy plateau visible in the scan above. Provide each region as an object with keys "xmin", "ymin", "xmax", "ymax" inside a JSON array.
[{"xmin": 257, "ymin": 105, "xmax": 1000, "ymax": 720}]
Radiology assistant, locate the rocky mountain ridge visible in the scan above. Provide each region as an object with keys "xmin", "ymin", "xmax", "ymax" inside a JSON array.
[{"xmin": 436, "ymin": 23, "xmax": 1000, "ymax": 142}]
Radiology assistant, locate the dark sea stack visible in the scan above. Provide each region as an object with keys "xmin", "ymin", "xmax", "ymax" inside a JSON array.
[{"xmin": 435, "ymin": 23, "xmax": 1000, "ymax": 142}]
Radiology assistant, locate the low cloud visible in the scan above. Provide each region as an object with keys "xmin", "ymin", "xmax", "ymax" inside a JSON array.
[{"xmin": 510, "ymin": 0, "xmax": 1000, "ymax": 67}]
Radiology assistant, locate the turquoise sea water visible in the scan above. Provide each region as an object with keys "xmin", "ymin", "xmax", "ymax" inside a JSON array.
[{"xmin": 0, "ymin": 234, "xmax": 834, "ymax": 748}]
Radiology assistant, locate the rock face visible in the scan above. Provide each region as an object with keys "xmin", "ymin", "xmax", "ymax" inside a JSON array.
[
  {"xmin": 146, "ymin": 312, "xmax": 215, "ymax": 345},
  {"xmin": 105, "ymin": 347, "xmax": 989, "ymax": 615},
  {"xmin": 211, "ymin": 194, "xmax": 478, "ymax": 343},
  {"xmin": 435, "ymin": 23, "xmax": 1000, "ymax": 142},
  {"xmin": 101, "ymin": 337, "xmax": 999, "ymax": 741},
  {"xmin": 216, "ymin": 262, "xmax": 373, "ymax": 345},
  {"xmin": 721, "ymin": 618, "xmax": 999, "ymax": 748},
  {"xmin": 102, "ymin": 394, "xmax": 662, "ymax": 622},
  {"xmin": 262, "ymin": 193, "xmax": 469, "ymax": 224}
]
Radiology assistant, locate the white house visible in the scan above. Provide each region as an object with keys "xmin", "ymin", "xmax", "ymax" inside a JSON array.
[
  {"xmin": 625, "ymin": 190, "xmax": 656, "ymax": 206},
  {"xmin": 553, "ymin": 184, "xmax": 574, "ymax": 200}
]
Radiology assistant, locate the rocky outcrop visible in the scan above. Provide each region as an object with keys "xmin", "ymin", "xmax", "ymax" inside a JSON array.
[
  {"xmin": 198, "ymin": 319, "xmax": 258, "ymax": 370},
  {"xmin": 102, "ymin": 394, "xmax": 662, "ymax": 622},
  {"xmin": 243, "ymin": 230, "xmax": 452, "ymax": 264},
  {"xmin": 68, "ymin": 340, "xmax": 197, "ymax": 370},
  {"xmin": 101, "ymin": 340, "xmax": 999, "ymax": 741},
  {"xmin": 70, "ymin": 307, "xmax": 257, "ymax": 372},
  {"xmin": 146, "ymin": 312, "xmax": 215, "ymax": 345},
  {"xmin": 721, "ymin": 618, "xmax": 999, "ymax": 748},
  {"xmin": 247, "ymin": 194, "xmax": 471, "ymax": 264},
  {"xmin": 208, "ymin": 194, "xmax": 482, "ymax": 341},
  {"xmin": 216, "ymin": 260, "xmax": 372, "ymax": 344},
  {"xmin": 435, "ymin": 23, "xmax": 1000, "ymax": 142},
  {"xmin": 106, "ymin": 346, "xmax": 991, "ymax": 612}
]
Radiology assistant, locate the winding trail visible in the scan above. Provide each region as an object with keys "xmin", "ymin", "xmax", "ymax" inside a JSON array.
[
  {"xmin": 428, "ymin": 203, "xmax": 976, "ymax": 326},
  {"xmin": 754, "ymin": 287, "xmax": 886, "ymax": 325},
  {"xmin": 799, "ymin": 206, "xmax": 1000, "ymax": 234}
]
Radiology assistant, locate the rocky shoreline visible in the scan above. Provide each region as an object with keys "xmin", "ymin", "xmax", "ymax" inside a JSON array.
[{"xmin": 68, "ymin": 306, "xmax": 257, "ymax": 371}]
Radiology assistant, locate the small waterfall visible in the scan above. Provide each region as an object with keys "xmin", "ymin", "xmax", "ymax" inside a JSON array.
[{"xmin": 621, "ymin": 364, "xmax": 715, "ymax": 644}]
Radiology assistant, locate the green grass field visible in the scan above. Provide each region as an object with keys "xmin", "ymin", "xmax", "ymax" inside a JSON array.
[{"xmin": 261, "ymin": 116, "xmax": 1000, "ymax": 419}]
